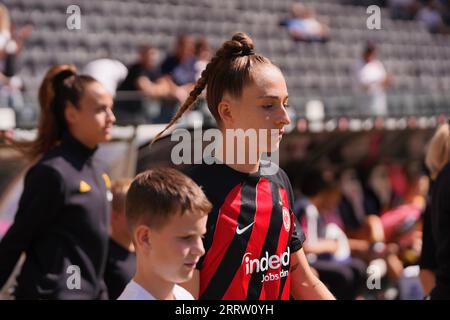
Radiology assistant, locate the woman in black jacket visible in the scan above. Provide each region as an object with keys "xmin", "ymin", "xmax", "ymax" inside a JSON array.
[
  {"xmin": 424, "ymin": 122, "xmax": 450, "ymax": 299},
  {"xmin": 0, "ymin": 64, "xmax": 116, "ymax": 299}
]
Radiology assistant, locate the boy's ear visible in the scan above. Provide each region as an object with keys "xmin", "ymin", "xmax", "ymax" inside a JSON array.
[{"xmin": 135, "ymin": 225, "xmax": 152, "ymax": 249}]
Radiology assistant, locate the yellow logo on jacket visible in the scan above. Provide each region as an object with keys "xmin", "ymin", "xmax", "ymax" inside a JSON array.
[
  {"xmin": 102, "ymin": 173, "xmax": 111, "ymax": 189},
  {"xmin": 79, "ymin": 180, "xmax": 91, "ymax": 193}
]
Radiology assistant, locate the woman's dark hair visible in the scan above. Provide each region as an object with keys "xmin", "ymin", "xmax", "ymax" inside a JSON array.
[
  {"xmin": 16, "ymin": 64, "xmax": 97, "ymax": 160},
  {"xmin": 363, "ymin": 42, "xmax": 377, "ymax": 60}
]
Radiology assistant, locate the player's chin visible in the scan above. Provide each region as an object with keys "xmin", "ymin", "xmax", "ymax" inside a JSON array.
[
  {"xmin": 263, "ymin": 141, "xmax": 281, "ymax": 153},
  {"xmin": 176, "ymin": 268, "xmax": 195, "ymax": 283},
  {"xmin": 101, "ymin": 126, "xmax": 113, "ymax": 140},
  {"xmin": 100, "ymin": 132, "xmax": 112, "ymax": 142},
  {"xmin": 104, "ymin": 134, "xmax": 113, "ymax": 142}
]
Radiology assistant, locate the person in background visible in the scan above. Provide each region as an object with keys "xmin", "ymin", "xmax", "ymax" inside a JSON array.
[
  {"xmin": 104, "ymin": 178, "xmax": 136, "ymax": 300},
  {"xmin": 194, "ymin": 37, "xmax": 212, "ymax": 81},
  {"xmin": 353, "ymin": 43, "xmax": 393, "ymax": 117},
  {"xmin": 421, "ymin": 123, "xmax": 450, "ymax": 299},
  {"xmin": 161, "ymin": 34, "xmax": 197, "ymax": 87},
  {"xmin": 284, "ymin": 3, "xmax": 330, "ymax": 43},
  {"xmin": 295, "ymin": 167, "xmax": 367, "ymax": 300},
  {"xmin": 0, "ymin": 3, "xmax": 32, "ymax": 120},
  {"xmin": 115, "ymin": 45, "xmax": 187, "ymax": 124},
  {"xmin": 0, "ymin": 64, "xmax": 115, "ymax": 299}
]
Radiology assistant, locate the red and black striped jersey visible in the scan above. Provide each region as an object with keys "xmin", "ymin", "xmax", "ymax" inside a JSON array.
[{"xmin": 186, "ymin": 160, "xmax": 305, "ymax": 300}]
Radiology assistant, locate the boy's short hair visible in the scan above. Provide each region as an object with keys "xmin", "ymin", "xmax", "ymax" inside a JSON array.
[
  {"xmin": 111, "ymin": 178, "xmax": 133, "ymax": 213},
  {"xmin": 126, "ymin": 168, "xmax": 212, "ymax": 231}
]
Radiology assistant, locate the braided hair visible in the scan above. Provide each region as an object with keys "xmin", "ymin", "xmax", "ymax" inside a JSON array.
[{"xmin": 153, "ymin": 32, "xmax": 273, "ymax": 143}]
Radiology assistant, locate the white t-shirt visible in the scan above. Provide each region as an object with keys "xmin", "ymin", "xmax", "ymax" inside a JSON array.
[
  {"xmin": 303, "ymin": 202, "xmax": 350, "ymax": 263},
  {"xmin": 353, "ymin": 59, "xmax": 389, "ymax": 115},
  {"xmin": 117, "ymin": 280, "xmax": 194, "ymax": 300},
  {"xmin": 354, "ymin": 59, "xmax": 387, "ymax": 95}
]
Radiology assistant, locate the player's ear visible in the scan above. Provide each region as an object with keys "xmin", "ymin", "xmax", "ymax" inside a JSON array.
[
  {"xmin": 135, "ymin": 225, "xmax": 152, "ymax": 250},
  {"xmin": 64, "ymin": 102, "xmax": 79, "ymax": 125},
  {"xmin": 217, "ymin": 98, "xmax": 234, "ymax": 126}
]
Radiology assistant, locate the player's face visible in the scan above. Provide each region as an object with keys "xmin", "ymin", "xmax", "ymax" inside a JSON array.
[
  {"xmin": 149, "ymin": 211, "xmax": 207, "ymax": 284},
  {"xmin": 221, "ymin": 64, "xmax": 291, "ymax": 153},
  {"xmin": 68, "ymin": 81, "xmax": 115, "ymax": 148}
]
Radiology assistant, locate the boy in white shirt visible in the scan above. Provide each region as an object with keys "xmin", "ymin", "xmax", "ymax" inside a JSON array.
[{"xmin": 118, "ymin": 168, "xmax": 211, "ymax": 300}]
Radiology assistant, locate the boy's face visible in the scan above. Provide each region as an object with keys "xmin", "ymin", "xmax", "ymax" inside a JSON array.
[{"xmin": 146, "ymin": 211, "xmax": 207, "ymax": 284}]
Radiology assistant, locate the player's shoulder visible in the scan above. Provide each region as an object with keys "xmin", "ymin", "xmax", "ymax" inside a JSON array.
[
  {"xmin": 28, "ymin": 155, "xmax": 65, "ymax": 184},
  {"xmin": 260, "ymin": 160, "xmax": 290, "ymax": 185},
  {"xmin": 184, "ymin": 159, "xmax": 227, "ymax": 185}
]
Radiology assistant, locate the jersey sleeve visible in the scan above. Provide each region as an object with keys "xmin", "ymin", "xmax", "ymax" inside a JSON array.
[
  {"xmin": 419, "ymin": 203, "xmax": 437, "ymax": 270},
  {"xmin": 290, "ymin": 218, "xmax": 306, "ymax": 252},
  {"xmin": 279, "ymin": 168, "xmax": 305, "ymax": 252},
  {"xmin": 0, "ymin": 164, "xmax": 65, "ymax": 288}
]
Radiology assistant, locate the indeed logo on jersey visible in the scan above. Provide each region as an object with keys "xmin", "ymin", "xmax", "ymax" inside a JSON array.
[{"xmin": 242, "ymin": 247, "xmax": 290, "ymax": 283}]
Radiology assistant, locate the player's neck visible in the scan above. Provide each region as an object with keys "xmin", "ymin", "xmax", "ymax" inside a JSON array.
[
  {"xmin": 134, "ymin": 262, "xmax": 175, "ymax": 300},
  {"xmin": 214, "ymin": 137, "xmax": 261, "ymax": 174},
  {"xmin": 224, "ymin": 161, "xmax": 260, "ymax": 174},
  {"xmin": 68, "ymin": 129, "xmax": 98, "ymax": 150}
]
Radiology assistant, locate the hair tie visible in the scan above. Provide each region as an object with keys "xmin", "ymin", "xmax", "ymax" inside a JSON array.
[
  {"xmin": 241, "ymin": 46, "xmax": 255, "ymax": 56},
  {"xmin": 52, "ymin": 70, "xmax": 76, "ymax": 90}
]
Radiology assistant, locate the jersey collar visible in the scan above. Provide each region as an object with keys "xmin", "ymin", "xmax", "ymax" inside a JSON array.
[{"xmin": 61, "ymin": 131, "xmax": 98, "ymax": 160}]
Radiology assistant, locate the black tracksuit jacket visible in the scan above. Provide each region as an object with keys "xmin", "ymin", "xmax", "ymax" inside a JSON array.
[
  {"xmin": 0, "ymin": 133, "xmax": 111, "ymax": 299},
  {"xmin": 430, "ymin": 161, "xmax": 450, "ymax": 299}
]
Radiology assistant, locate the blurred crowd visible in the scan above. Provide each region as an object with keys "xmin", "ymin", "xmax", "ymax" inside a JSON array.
[
  {"xmin": 3, "ymin": 1, "xmax": 450, "ymax": 128},
  {"xmin": 388, "ymin": 0, "xmax": 450, "ymax": 33},
  {"xmin": 100, "ymin": 34, "xmax": 211, "ymax": 124},
  {"xmin": 0, "ymin": 0, "xmax": 415, "ymax": 129},
  {"xmin": 0, "ymin": 3, "xmax": 32, "ymax": 122},
  {"xmin": 284, "ymin": 157, "xmax": 431, "ymax": 299}
]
